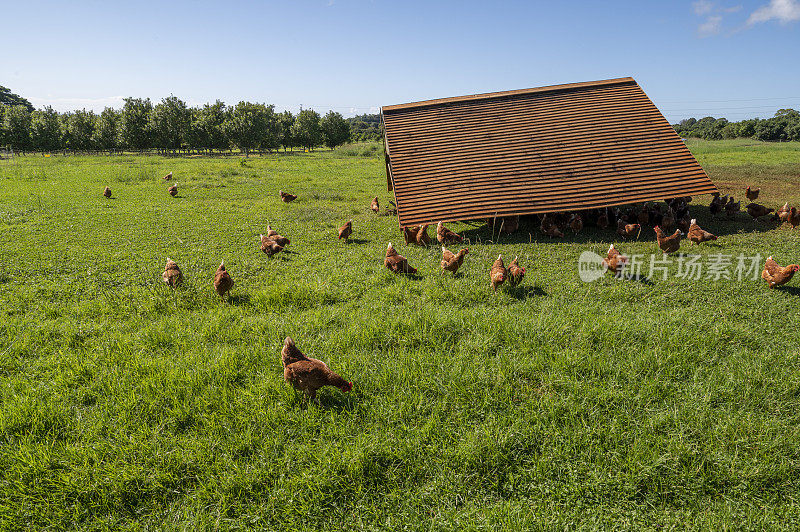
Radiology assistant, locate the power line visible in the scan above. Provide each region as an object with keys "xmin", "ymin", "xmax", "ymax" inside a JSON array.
[{"xmin": 656, "ymin": 96, "xmax": 800, "ymax": 104}]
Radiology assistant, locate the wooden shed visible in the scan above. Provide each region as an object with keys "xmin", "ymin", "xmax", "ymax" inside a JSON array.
[{"xmin": 381, "ymin": 77, "xmax": 717, "ymax": 228}]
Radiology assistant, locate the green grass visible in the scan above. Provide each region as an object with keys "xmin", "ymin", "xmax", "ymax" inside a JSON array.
[{"xmin": 2, "ymin": 143, "xmax": 800, "ymax": 530}]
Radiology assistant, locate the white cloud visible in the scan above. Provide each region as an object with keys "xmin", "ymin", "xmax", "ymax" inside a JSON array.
[
  {"xmin": 698, "ymin": 15, "xmax": 723, "ymax": 36},
  {"xmin": 694, "ymin": 0, "xmax": 714, "ymax": 15},
  {"xmin": 692, "ymin": 2, "xmax": 743, "ymax": 36},
  {"xmin": 747, "ymin": 0, "xmax": 800, "ymax": 24}
]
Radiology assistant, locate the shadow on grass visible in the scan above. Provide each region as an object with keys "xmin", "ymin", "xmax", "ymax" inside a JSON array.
[
  {"xmin": 505, "ymin": 285, "xmax": 547, "ymax": 299},
  {"xmin": 775, "ymin": 285, "xmax": 800, "ymax": 296},
  {"xmin": 617, "ymin": 274, "xmax": 655, "ymax": 285},
  {"xmin": 455, "ymin": 205, "xmax": 781, "ymax": 246},
  {"xmin": 228, "ymin": 293, "xmax": 251, "ymax": 306},
  {"xmin": 344, "ymin": 238, "xmax": 371, "ymax": 245},
  {"xmin": 292, "ymin": 390, "xmax": 360, "ymax": 412}
]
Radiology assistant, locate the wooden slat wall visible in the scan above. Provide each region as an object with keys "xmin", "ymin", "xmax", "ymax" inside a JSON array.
[{"xmin": 382, "ymin": 78, "xmax": 717, "ymax": 227}]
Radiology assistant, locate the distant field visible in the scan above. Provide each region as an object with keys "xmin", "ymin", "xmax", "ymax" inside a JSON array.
[{"xmin": 2, "ymin": 141, "xmax": 800, "ymax": 530}]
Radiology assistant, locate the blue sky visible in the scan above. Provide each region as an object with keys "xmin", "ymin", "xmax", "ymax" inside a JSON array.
[{"xmin": 1, "ymin": 0, "xmax": 799, "ymax": 122}]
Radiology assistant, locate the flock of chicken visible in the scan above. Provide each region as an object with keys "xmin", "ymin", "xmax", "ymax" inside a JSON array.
[
  {"xmin": 586, "ymin": 186, "xmax": 800, "ymax": 288},
  {"xmin": 110, "ymin": 173, "xmax": 799, "ymax": 401}
]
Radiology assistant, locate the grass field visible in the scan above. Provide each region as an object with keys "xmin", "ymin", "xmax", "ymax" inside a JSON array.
[{"xmin": 2, "ymin": 140, "xmax": 800, "ymax": 530}]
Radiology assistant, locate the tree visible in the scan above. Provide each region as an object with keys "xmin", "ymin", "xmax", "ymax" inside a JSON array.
[
  {"xmin": 149, "ymin": 95, "xmax": 191, "ymax": 152},
  {"xmin": 347, "ymin": 114, "xmax": 383, "ymax": 142},
  {"xmin": 3, "ymin": 105, "xmax": 32, "ymax": 151},
  {"xmin": 258, "ymin": 104, "xmax": 281, "ymax": 153},
  {"xmin": 291, "ymin": 109, "xmax": 322, "ymax": 151},
  {"xmin": 721, "ymin": 122, "xmax": 739, "ymax": 139},
  {"xmin": 187, "ymin": 101, "xmax": 229, "ymax": 153},
  {"xmin": 775, "ymin": 108, "xmax": 800, "ymax": 120},
  {"xmin": 789, "ymin": 121, "xmax": 800, "ymax": 142},
  {"xmin": 0, "ymin": 86, "xmax": 34, "ymax": 112},
  {"xmin": 320, "ymin": 111, "xmax": 350, "ymax": 149},
  {"xmin": 94, "ymin": 107, "xmax": 120, "ymax": 152},
  {"xmin": 738, "ymin": 119, "xmax": 757, "ymax": 138},
  {"xmin": 754, "ymin": 119, "xmax": 783, "ymax": 142},
  {"xmin": 223, "ymin": 101, "xmax": 276, "ymax": 156},
  {"xmin": 119, "ymin": 97, "xmax": 153, "ymax": 150},
  {"xmin": 0, "ymin": 105, "xmax": 6, "ymax": 146},
  {"xmin": 66, "ymin": 110, "xmax": 96, "ymax": 150},
  {"xmin": 31, "ymin": 106, "xmax": 62, "ymax": 152},
  {"xmin": 278, "ymin": 111, "xmax": 295, "ymax": 152}
]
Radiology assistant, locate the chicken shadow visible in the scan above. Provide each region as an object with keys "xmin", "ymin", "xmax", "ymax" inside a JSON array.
[
  {"xmin": 343, "ymin": 238, "xmax": 371, "ymax": 245},
  {"xmin": 774, "ymin": 285, "xmax": 800, "ymax": 296},
  {"xmin": 504, "ymin": 285, "xmax": 546, "ymax": 299},
  {"xmin": 616, "ymin": 273, "xmax": 655, "ymax": 285},
  {"xmin": 227, "ymin": 293, "xmax": 251, "ymax": 306},
  {"xmin": 293, "ymin": 390, "xmax": 360, "ymax": 412}
]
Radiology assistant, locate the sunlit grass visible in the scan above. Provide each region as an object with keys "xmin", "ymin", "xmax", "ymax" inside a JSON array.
[{"xmin": 1, "ymin": 143, "xmax": 800, "ymax": 529}]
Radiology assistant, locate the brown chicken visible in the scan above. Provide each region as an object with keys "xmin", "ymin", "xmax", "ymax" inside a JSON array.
[
  {"xmin": 440, "ymin": 246, "xmax": 468, "ymax": 275},
  {"xmin": 543, "ymin": 223, "xmax": 564, "ymax": 238},
  {"xmin": 507, "ymin": 256, "xmax": 525, "ymax": 287},
  {"xmin": 402, "ymin": 225, "xmax": 420, "ymax": 245},
  {"xmin": 762, "ymin": 256, "xmax": 800, "ymax": 288},
  {"xmin": 777, "ymin": 202, "xmax": 791, "ymax": 223},
  {"xmin": 540, "ymin": 216, "xmax": 564, "ymax": 238},
  {"xmin": 601, "ymin": 244, "xmax": 628, "ymax": 276},
  {"xmin": 490, "ymin": 254, "xmax": 506, "ymax": 292},
  {"xmin": 661, "ymin": 208, "xmax": 675, "ymax": 231},
  {"xmin": 281, "ymin": 337, "xmax": 352, "ymax": 401},
  {"xmin": 260, "ymin": 234, "xmax": 284, "ymax": 257},
  {"xmin": 687, "ymin": 219, "xmax": 717, "ymax": 244},
  {"xmin": 709, "ymin": 195, "xmax": 723, "ymax": 216},
  {"xmin": 168, "ymin": 185, "xmax": 177, "ymax": 197},
  {"xmin": 637, "ymin": 204, "xmax": 650, "ymax": 226},
  {"xmin": 266, "ymin": 225, "xmax": 290, "ymax": 247},
  {"xmin": 789, "ymin": 207, "xmax": 800, "ymax": 229},
  {"xmin": 676, "ymin": 215, "xmax": 692, "ymax": 234},
  {"xmin": 279, "ymin": 190, "xmax": 297, "ymax": 202},
  {"xmin": 500, "ymin": 216, "xmax": 519, "ymax": 234},
  {"xmin": 746, "ymin": 203, "xmax": 774, "ymax": 220},
  {"xmin": 596, "ymin": 209, "xmax": 609, "ymax": 229},
  {"xmin": 162, "ymin": 258, "xmax": 183, "ymax": 287},
  {"xmin": 437, "ymin": 221, "xmax": 463, "ymax": 244},
  {"xmin": 415, "ymin": 224, "xmax": 432, "ymax": 246},
  {"xmin": 213, "ymin": 261, "xmax": 234, "ymax": 299},
  {"xmin": 724, "ymin": 197, "xmax": 740, "ymax": 219},
  {"xmin": 745, "ymin": 186, "xmax": 760, "ymax": 201},
  {"xmin": 338, "ymin": 220, "xmax": 353, "ymax": 241},
  {"xmin": 371, "ymin": 196, "xmax": 379, "ymax": 214},
  {"xmin": 569, "ymin": 213, "xmax": 583, "ymax": 234},
  {"xmin": 617, "ymin": 220, "xmax": 641, "ymax": 240},
  {"xmin": 654, "ymin": 226, "xmax": 682, "ymax": 254},
  {"xmin": 163, "ymin": 171, "xmax": 172, "ymax": 180},
  {"xmin": 384, "ymin": 243, "xmax": 417, "ymax": 274},
  {"xmin": 103, "ymin": 186, "xmax": 112, "ymax": 198}
]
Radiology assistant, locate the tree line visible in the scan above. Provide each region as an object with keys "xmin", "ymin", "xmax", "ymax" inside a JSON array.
[
  {"xmin": 0, "ymin": 88, "xmax": 382, "ymax": 155},
  {"xmin": 672, "ymin": 109, "xmax": 800, "ymax": 142}
]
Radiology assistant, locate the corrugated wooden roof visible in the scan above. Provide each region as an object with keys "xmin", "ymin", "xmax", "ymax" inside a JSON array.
[{"xmin": 382, "ymin": 77, "xmax": 716, "ymax": 227}]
